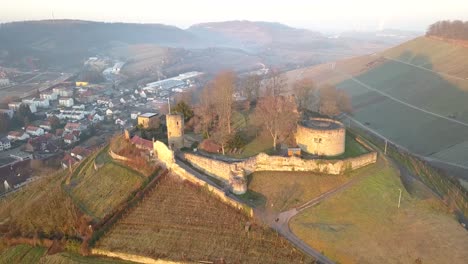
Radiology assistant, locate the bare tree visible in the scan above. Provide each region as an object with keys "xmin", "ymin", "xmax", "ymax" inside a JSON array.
[
  {"xmin": 212, "ymin": 71, "xmax": 236, "ymax": 135},
  {"xmin": 318, "ymin": 85, "xmax": 352, "ymax": 116},
  {"xmin": 252, "ymin": 96, "xmax": 299, "ymax": 149},
  {"xmin": 293, "ymin": 77, "xmax": 316, "ymax": 110},
  {"xmin": 193, "ymin": 84, "xmax": 216, "ymax": 137},
  {"xmin": 241, "ymin": 74, "xmax": 262, "ymax": 101},
  {"xmin": 265, "ymin": 68, "xmax": 287, "ymax": 97}
]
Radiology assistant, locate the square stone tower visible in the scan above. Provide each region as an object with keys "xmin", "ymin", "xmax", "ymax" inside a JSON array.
[{"xmin": 166, "ymin": 114, "xmax": 184, "ymax": 149}]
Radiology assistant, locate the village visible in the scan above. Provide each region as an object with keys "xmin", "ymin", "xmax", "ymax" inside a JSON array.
[{"xmin": 0, "ymin": 64, "xmax": 205, "ymax": 196}]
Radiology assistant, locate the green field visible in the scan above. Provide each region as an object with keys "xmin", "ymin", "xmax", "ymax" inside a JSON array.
[
  {"xmin": 0, "ymin": 244, "xmax": 46, "ymax": 263},
  {"xmin": 290, "ymin": 159, "xmax": 468, "ymax": 264},
  {"xmin": 68, "ymin": 151, "xmax": 144, "ymax": 219},
  {"xmin": 242, "ymin": 156, "xmax": 378, "ymax": 212},
  {"xmin": 97, "ymin": 175, "xmax": 312, "ymax": 263}
]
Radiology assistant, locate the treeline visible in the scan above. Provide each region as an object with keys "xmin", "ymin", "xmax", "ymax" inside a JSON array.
[{"xmin": 426, "ymin": 20, "xmax": 468, "ymax": 40}]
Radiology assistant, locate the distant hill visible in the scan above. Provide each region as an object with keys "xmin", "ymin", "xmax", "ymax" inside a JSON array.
[
  {"xmin": 188, "ymin": 20, "xmax": 323, "ymax": 48},
  {"xmin": 0, "ymin": 20, "xmax": 197, "ymax": 69},
  {"xmin": 287, "ymin": 36, "xmax": 468, "ymax": 170},
  {"xmin": 0, "ymin": 19, "xmax": 406, "ymax": 72}
]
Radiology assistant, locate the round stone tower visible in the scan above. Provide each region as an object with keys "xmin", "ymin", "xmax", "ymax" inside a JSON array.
[
  {"xmin": 166, "ymin": 114, "xmax": 184, "ymax": 149},
  {"xmin": 295, "ymin": 117, "xmax": 346, "ymax": 156}
]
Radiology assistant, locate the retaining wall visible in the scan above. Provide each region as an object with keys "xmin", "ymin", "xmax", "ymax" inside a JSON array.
[
  {"xmin": 153, "ymin": 141, "xmax": 253, "ymax": 217},
  {"xmin": 182, "ymin": 151, "xmax": 377, "ymax": 182},
  {"xmin": 91, "ymin": 249, "xmax": 182, "ymax": 264},
  {"xmin": 108, "ymin": 149, "xmax": 131, "ymax": 162}
]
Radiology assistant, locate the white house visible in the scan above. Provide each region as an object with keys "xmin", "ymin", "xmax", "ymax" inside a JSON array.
[
  {"xmin": 106, "ymin": 109, "xmax": 113, "ymax": 116},
  {"xmin": 115, "ymin": 118, "xmax": 127, "ymax": 126},
  {"xmin": 22, "ymin": 98, "xmax": 48, "ymax": 109},
  {"xmin": 0, "ymin": 138, "xmax": 11, "ymax": 151},
  {"xmin": 53, "ymin": 87, "xmax": 74, "ymax": 97},
  {"xmin": 25, "ymin": 126, "xmax": 45, "ymax": 136},
  {"xmin": 72, "ymin": 104, "xmax": 85, "ymax": 110},
  {"xmin": 40, "ymin": 91, "xmax": 58, "ymax": 101},
  {"xmin": 0, "ymin": 78, "xmax": 10, "ymax": 87},
  {"xmin": 59, "ymin": 97, "xmax": 74, "ymax": 107},
  {"xmin": 39, "ymin": 121, "xmax": 52, "ymax": 131},
  {"xmin": 130, "ymin": 111, "xmax": 141, "ymax": 120},
  {"xmin": 7, "ymin": 131, "xmax": 30, "ymax": 141}
]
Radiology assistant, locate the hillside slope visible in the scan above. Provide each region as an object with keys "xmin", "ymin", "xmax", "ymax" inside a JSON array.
[{"xmin": 287, "ymin": 37, "xmax": 468, "ymax": 168}]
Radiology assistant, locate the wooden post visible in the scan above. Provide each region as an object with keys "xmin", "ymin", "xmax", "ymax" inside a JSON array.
[
  {"xmin": 398, "ymin": 188, "xmax": 402, "ymax": 209},
  {"xmin": 384, "ymin": 140, "xmax": 388, "ymax": 155}
]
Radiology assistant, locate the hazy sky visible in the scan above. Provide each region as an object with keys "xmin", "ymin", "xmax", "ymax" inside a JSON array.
[{"xmin": 1, "ymin": 0, "xmax": 467, "ymax": 32}]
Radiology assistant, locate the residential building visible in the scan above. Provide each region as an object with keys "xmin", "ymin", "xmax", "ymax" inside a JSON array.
[
  {"xmin": 25, "ymin": 126, "xmax": 45, "ymax": 136},
  {"xmin": 59, "ymin": 97, "xmax": 74, "ymax": 107},
  {"xmin": 64, "ymin": 133, "xmax": 78, "ymax": 144},
  {"xmin": 0, "ymin": 109, "xmax": 14, "ymax": 119},
  {"xmin": 0, "ymin": 78, "xmax": 10, "ymax": 87},
  {"xmin": 40, "ymin": 91, "xmax": 58, "ymax": 101},
  {"xmin": 7, "ymin": 131, "xmax": 30, "ymax": 141},
  {"xmin": 39, "ymin": 121, "xmax": 52, "ymax": 131},
  {"xmin": 53, "ymin": 87, "xmax": 74, "ymax": 97},
  {"xmin": 64, "ymin": 122, "xmax": 87, "ymax": 133},
  {"xmin": 88, "ymin": 113, "xmax": 104, "ymax": 123},
  {"xmin": 106, "ymin": 109, "xmax": 113, "ymax": 116},
  {"xmin": 22, "ymin": 98, "xmax": 49, "ymax": 108},
  {"xmin": 130, "ymin": 111, "xmax": 141, "ymax": 120},
  {"xmin": 0, "ymin": 138, "xmax": 11, "ymax": 151},
  {"xmin": 137, "ymin": 113, "xmax": 159, "ymax": 129},
  {"xmin": 70, "ymin": 146, "xmax": 90, "ymax": 160}
]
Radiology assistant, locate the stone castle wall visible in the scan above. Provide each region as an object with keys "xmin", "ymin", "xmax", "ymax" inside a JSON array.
[
  {"xmin": 295, "ymin": 119, "xmax": 346, "ymax": 156},
  {"xmin": 183, "ymin": 151, "xmax": 377, "ymax": 180},
  {"xmin": 153, "ymin": 141, "xmax": 253, "ymax": 216},
  {"xmin": 181, "ymin": 153, "xmax": 233, "ymax": 182}
]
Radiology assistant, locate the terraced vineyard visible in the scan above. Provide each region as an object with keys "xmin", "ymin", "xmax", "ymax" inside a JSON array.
[
  {"xmin": 67, "ymin": 149, "xmax": 144, "ymax": 219},
  {"xmin": 97, "ymin": 175, "xmax": 313, "ymax": 263}
]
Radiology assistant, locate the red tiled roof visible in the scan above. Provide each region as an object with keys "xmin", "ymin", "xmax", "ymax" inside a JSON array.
[
  {"xmin": 130, "ymin": 136, "xmax": 153, "ymax": 150},
  {"xmin": 26, "ymin": 126, "xmax": 41, "ymax": 132},
  {"xmin": 64, "ymin": 134, "xmax": 76, "ymax": 141},
  {"xmin": 8, "ymin": 131, "xmax": 24, "ymax": 137}
]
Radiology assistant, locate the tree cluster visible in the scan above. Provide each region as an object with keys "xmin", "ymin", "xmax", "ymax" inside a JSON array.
[{"xmin": 426, "ymin": 20, "xmax": 468, "ymax": 40}]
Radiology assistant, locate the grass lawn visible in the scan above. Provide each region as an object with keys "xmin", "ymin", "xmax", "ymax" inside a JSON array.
[
  {"xmin": 320, "ymin": 133, "xmax": 369, "ymax": 160},
  {"xmin": 242, "ymin": 159, "xmax": 381, "ymax": 212},
  {"xmin": 228, "ymin": 135, "xmax": 275, "ymax": 159},
  {"xmin": 290, "ymin": 160, "xmax": 468, "ymax": 264},
  {"xmin": 96, "ymin": 175, "xmax": 313, "ymax": 264},
  {"xmin": 0, "ymin": 244, "xmax": 45, "ymax": 263},
  {"xmin": 68, "ymin": 150, "xmax": 144, "ymax": 220}
]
